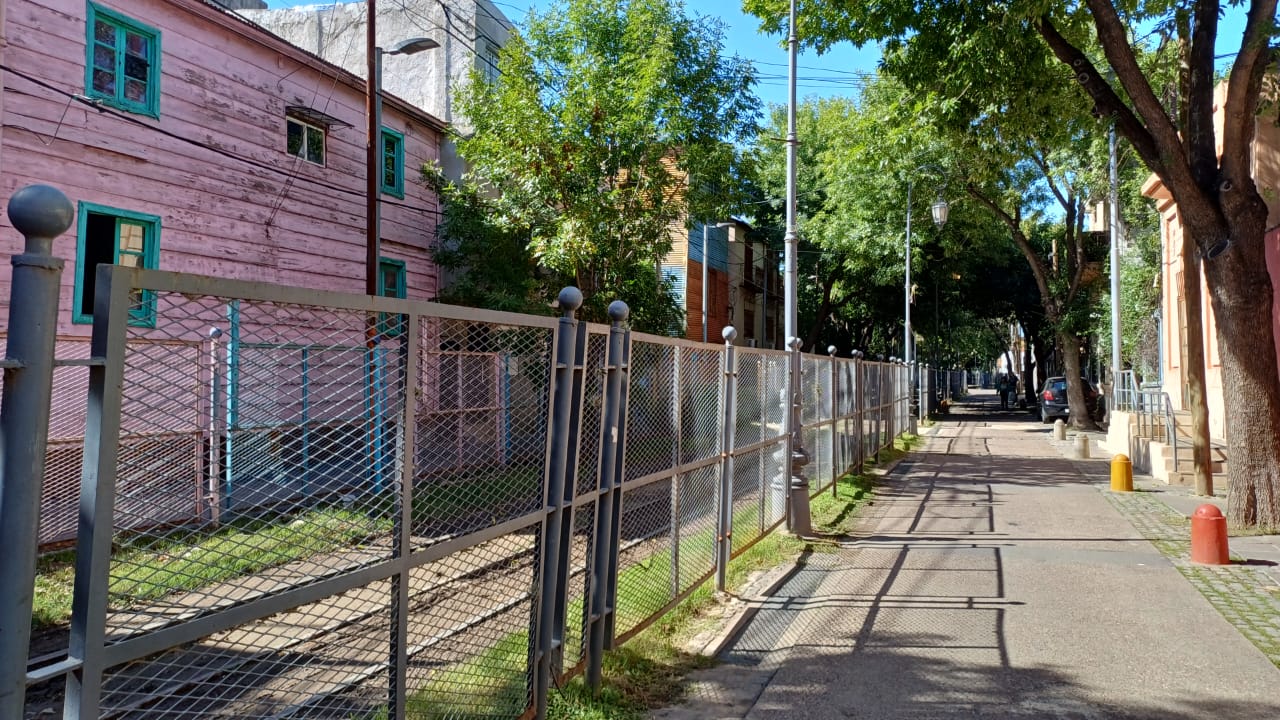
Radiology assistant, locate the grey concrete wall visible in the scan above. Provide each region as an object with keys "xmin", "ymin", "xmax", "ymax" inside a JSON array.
[{"xmin": 241, "ymin": 0, "xmax": 513, "ymax": 178}]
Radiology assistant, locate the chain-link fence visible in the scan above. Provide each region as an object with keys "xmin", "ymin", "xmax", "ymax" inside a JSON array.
[{"xmin": 14, "ymin": 266, "xmax": 912, "ymax": 720}]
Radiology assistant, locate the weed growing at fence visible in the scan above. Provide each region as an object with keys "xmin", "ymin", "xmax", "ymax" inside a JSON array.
[
  {"xmin": 810, "ymin": 473, "xmax": 875, "ymax": 537},
  {"xmin": 546, "ymin": 529, "xmax": 806, "ymax": 720},
  {"xmin": 544, "ymin": 459, "xmax": 896, "ymax": 718},
  {"xmin": 32, "ymin": 549, "xmax": 76, "ymax": 630},
  {"xmin": 402, "ymin": 435, "xmax": 913, "ymax": 718}
]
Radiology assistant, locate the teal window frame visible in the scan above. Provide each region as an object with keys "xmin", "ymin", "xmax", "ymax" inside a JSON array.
[
  {"xmin": 377, "ymin": 257, "xmax": 407, "ymax": 337},
  {"xmin": 380, "ymin": 127, "xmax": 405, "ymax": 198},
  {"xmin": 85, "ymin": 3, "xmax": 161, "ymax": 118},
  {"xmin": 72, "ymin": 202, "xmax": 161, "ymax": 327}
]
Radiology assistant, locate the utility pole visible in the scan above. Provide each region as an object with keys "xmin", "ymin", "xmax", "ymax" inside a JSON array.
[
  {"xmin": 783, "ymin": 0, "xmax": 810, "ymax": 535},
  {"xmin": 1109, "ymin": 126, "xmax": 1122, "ymax": 391}
]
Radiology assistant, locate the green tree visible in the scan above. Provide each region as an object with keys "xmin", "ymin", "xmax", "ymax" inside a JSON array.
[
  {"xmin": 449, "ymin": 0, "xmax": 760, "ymax": 331},
  {"xmin": 425, "ymin": 168, "xmax": 553, "ymax": 316},
  {"xmin": 746, "ymin": 0, "xmax": 1280, "ymax": 527},
  {"xmin": 746, "ymin": 80, "xmax": 1042, "ymax": 371}
]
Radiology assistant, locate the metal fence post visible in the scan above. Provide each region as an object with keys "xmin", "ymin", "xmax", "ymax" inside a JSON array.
[
  {"xmin": 532, "ymin": 287, "xmax": 586, "ymax": 720},
  {"xmin": 885, "ymin": 361, "xmax": 896, "ymax": 445},
  {"xmin": 389, "ymin": 306, "xmax": 419, "ymax": 719},
  {"xmin": 715, "ymin": 327, "xmax": 738, "ymax": 592},
  {"xmin": 587, "ymin": 301, "xmax": 630, "ymax": 689},
  {"xmin": 66, "ymin": 264, "xmax": 132, "ymax": 719},
  {"xmin": 0, "ymin": 186, "xmax": 73, "ymax": 716},
  {"xmin": 757, "ymin": 353, "xmax": 767, "ymax": 536},
  {"xmin": 669, "ymin": 345, "xmax": 682, "ymax": 598},
  {"xmin": 828, "ymin": 347, "xmax": 838, "ymax": 496},
  {"xmin": 853, "ymin": 352, "xmax": 864, "ymax": 473}
]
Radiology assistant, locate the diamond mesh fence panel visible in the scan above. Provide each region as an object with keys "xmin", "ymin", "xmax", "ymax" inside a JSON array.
[
  {"xmin": 105, "ymin": 294, "xmax": 404, "ymax": 644},
  {"xmin": 761, "ymin": 439, "xmax": 788, "ymax": 529},
  {"xmin": 613, "ymin": 479, "xmax": 674, "ymax": 638},
  {"xmin": 678, "ymin": 346, "xmax": 721, "ymax": 466},
  {"xmin": 99, "ymin": 581, "xmax": 395, "ymax": 718},
  {"xmin": 403, "ymin": 530, "xmax": 540, "ymax": 719},
  {"xmin": 625, "ymin": 339, "xmax": 676, "ymax": 483},
  {"xmin": 576, "ymin": 330, "xmax": 608, "ymax": 497},
  {"xmin": 733, "ymin": 351, "xmax": 763, "ymax": 448},
  {"xmin": 411, "ymin": 318, "xmax": 551, "ymax": 549},
  {"xmin": 33, "ymin": 268, "xmax": 927, "ymax": 719},
  {"xmin": 676, "ymin": 465, "xmax": 717, "ymax": 595},
  {"xmin": 762, "ymin": 353, "xmax": 788, "ymax": 435},
  {"xmin": 728, "ymin": 445, "xmax": 763, "ymax": 555},
  {"xmin": 865, "ymin": 363, "xmax": 882, "ymax": 454},
  {"xmin": 563, "ymin": 500, "xmax": 596, "ymax": 671},
  {"xmin": 39, "ymin": 338, "xmax": 94, "ymax": 547}
]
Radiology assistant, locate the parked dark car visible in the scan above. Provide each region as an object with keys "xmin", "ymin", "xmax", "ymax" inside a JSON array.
[{"xmin": 1039, "ymin": 376, "xmax": 1104, "ymax": 423}]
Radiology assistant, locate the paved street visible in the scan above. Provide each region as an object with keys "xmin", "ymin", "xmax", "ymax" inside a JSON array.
[{"xmin": 654, "ymin": 389, "xmax": 1280, "ymax": 720}]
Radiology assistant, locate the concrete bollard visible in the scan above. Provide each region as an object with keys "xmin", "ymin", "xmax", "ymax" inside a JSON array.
[
  {"xmin": 1110, "ymin": 454, "xmax": 1133, "ymax": 492},
  {"xmin": 1190, "ymin": 504, "xmax": 1230, "ymax": 565},
  {"xmin": 1053, "ymin": 419, "xmax": 1066, "ymax": 441},
  {"xmin": 1074, "ymin": 433, "xmax": 1090, "ymax": 459}
]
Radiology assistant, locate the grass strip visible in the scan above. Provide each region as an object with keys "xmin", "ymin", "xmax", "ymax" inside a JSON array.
[{"xmin": 33, "ymin": 465, "xmax": 546, "ymax": 631}]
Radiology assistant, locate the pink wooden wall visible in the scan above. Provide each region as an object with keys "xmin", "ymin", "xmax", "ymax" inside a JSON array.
[{"xmin": 0, "ymin": 0, "xmax": 443, "ymax": 337}]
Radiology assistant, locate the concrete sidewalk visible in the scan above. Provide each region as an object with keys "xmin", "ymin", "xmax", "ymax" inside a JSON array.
[{"xmin": 653, "ymin": 389, "xmax": 1280, "ymax": 720}]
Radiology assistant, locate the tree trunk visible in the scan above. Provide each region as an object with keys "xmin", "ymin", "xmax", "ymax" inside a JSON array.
[
  {"xmin": 1058, "ymin": 330, "xmax": 1100, "ymax": 431},
  {"xmin": 1178, "ymin": 231, "xmax": 1214, "ymax": 496},
  {"xmin": 1200, "ymin": 216, "xmax": 1280, "ymax": 531}
]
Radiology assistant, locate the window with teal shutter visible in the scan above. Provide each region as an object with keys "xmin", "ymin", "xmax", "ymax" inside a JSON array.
[
  {"xmin": 73, "ymin": 203, "xmax": 160, "ymax": 327},
  {"xmin": 86, "ymin": 4, "xmax": 160, "ymax": 117},
  {"xmin": 380, "ymin": 128, "xmax": 405, "ymax": 198},
  {"xmin": 377, "ymin": 257, "xmax": 407, "ymax": 337}
]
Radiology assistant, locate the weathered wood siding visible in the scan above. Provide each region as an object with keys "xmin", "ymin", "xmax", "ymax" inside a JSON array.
[{"xmin": 0, "ymin": 0, "xmax": 443, "ymax": 336}]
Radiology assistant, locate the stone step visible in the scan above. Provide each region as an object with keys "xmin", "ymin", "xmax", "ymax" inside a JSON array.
[
  {"xmin": 1167, "ymin": 469, "xmax": 1232, "ymax": 489},
  {"xmin": 1164, "ymin": 456, "xmax": 1228, "ymax": 474}
]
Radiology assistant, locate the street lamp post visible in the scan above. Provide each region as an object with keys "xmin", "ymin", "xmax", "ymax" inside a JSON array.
[
  {"xmin": 1109, "ymin": 125, "xmax": 1122, "ymax": 402},
  {"xmin": 782, "ymin": 0, "xmax": 810, "ymax": 535},
  {"xmin": 366, "ymin": 35, "xmax": 439, "ymax": 296},
  {"xmin": 904, "ymin": 173, "xmax": 948, "ymax": 418},
  {"xmin": 702, "ymin": 221, "xmax": 734, "ymax": 343}
]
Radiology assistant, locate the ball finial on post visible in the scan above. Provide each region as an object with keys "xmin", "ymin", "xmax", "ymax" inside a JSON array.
[
  {"xmin": 607, "ymin": 300, "xmax": 629, "ymax": 322},
  {"xmin": 7, "ymin": 185, "xmax": 74, "ymax": 251},
  {"xmin": 557, "ymin": 286, "xmax": 583, "ymax": 316},
  {"xmin": 722, "ymin": 326, "xmax": 737, "ymax": 343}
]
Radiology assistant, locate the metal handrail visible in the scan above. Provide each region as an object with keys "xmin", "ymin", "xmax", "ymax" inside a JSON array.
[
  {"xmin": 1162, "ymin": 392, "xmax": 1179, "ymax": 470},
  {"xmin": 1112, "ymin": 370, "xmax": 1137, "ymax": 412}
]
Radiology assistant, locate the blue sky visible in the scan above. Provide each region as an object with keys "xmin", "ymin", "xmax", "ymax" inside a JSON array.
[{"xmin": 264, "ymin": 0, "xmax": 1250, "ymax": 109}]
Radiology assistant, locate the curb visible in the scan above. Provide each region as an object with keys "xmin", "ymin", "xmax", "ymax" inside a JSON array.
[
  {"xmin": 687, "ymin": 559, "xmax": 800, "ymax": 658},
  {"xmin": 688, "ymin": 441, "xmax": 920, "ymax": 659}
]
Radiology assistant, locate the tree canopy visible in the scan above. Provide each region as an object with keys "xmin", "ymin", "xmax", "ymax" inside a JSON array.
[
  {"xmin": 444, "ymin": 0, "xmax": 761, "ymax": 329},
  {"xmin": 743, "ymin": 0, "xmax": 1280, "ymax": 527}
]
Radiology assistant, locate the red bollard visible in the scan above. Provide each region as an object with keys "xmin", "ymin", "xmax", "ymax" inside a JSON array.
[{"xmin": 1190, "ymin": 504, "xmax": 1230, "ymax": 565}]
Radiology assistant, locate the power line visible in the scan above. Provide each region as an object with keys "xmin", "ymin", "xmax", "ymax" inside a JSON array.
[{"xmin": 1, "ymin": 65, "xmax": 443, "ymax": 219}]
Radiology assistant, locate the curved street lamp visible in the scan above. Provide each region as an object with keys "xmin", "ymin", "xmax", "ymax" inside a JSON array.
[
  {"xmin": 905, "ymin": 173, "xmax": 948, "ymax": 423},
  {"xmin": 366, "ymin": 35, "xmax": 440, "ymax": 296},
  {"xmin": 905, "ymin": 177, "xmax": 948, "ymax": 370}
]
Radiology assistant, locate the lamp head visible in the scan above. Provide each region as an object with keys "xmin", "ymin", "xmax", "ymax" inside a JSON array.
[
  {"xmin": 931, "ymin": 196, "xmax": 949, "ymax": 228},
  {"xmin": 388, "ymin": 37, "xmax": 440, "ymax": 55}
]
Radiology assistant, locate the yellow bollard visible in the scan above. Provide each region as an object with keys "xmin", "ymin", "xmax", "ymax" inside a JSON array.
[{"xmin": 1110, "ymin": 454, "xmax": 1133, "ymax": 492}]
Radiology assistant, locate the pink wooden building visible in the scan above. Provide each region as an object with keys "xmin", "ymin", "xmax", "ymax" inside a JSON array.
[
  {"xmin": 0, "ymin": 0, "xmax": 444, "ymax": 320},
  {"xmin": 0, "ymin": 0, "xmax": 445, "ymax": 545}
]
